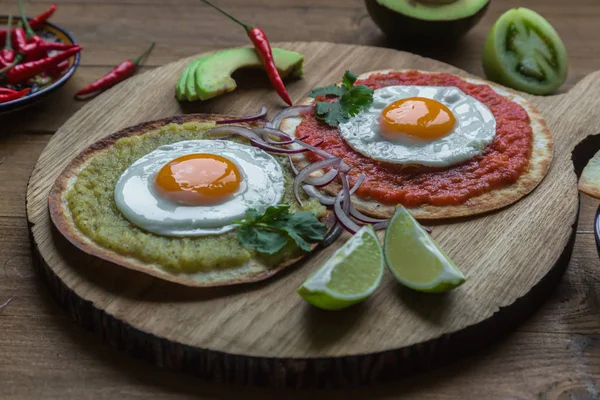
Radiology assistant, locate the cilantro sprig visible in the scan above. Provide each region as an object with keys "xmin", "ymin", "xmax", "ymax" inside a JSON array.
[
  {"xmin": 234, "ymin": 205, "xmax": 327, "ymax": 255},
  {"xmin": 308, "ymin": 71, "xmax": 374, "ymax": 127}
]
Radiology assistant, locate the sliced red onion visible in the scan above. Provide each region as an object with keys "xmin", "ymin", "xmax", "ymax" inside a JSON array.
[
  {"xmin": 292, "ymin": 139, "xmax": 338, "ymax": 160},
  {"xmin": 269, "ymin": 105, "xmax": 314, "ymax": 130},
  {"xmin": 205, "ymin": 125, "xmax": 264, "ymax": 142},
  {"xmin": 423, "ymin": 226, "xmax": 432, "ymax": 234},
  {"xmin": 250, "ymin": 139, "xmax": 312, "ymax": 154},
  {"xmin": 213, "ymin": 134, "xmax": 236, "ymax": 141},
  {"xmin": 215, "ymin": 106, "xmax": 267, "ymax": 125},
  {"xmin": 302, "ymin": 185, "xmax": 335, "ymax": 205},
  {"xmin": 253, "ymin": 127, "xmax": 294, "ymax": 145},
  {"xmin": 288, "ymin": 155, "xmax": 300, "ymax": 175},
  {"xmin": 340, "ymin": 173, "xmax": 351, "ymax": 215},
  {"xmin": 309, "ymin": 169, "xmax": 339, "ymax": 188},
  {"xmin": 350, "ymin": 204, "xmax": 388, "ymax": 224},
  {"xmin": 293, "ymin": 157, "xmax": 342, "ymax": 206},
  {"xmin": 321, "ymin": 223, "xmax": 343, "ymax": 248},
  {"xmin": 349, "ymin": 173, "xmax": 365, "ymax": 195},
  {"xmin": 333, "ymin": 173, "xmax": 361, "ymax": 234},
  {"xmin": 373, "ymin": 221, "xmax": 389, "ymax": 231}
]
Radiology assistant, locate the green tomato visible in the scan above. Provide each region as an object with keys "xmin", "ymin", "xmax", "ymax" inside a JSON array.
[{"xmin": 482, "ymin": 8, "xmax": 568, "ymax": 95}]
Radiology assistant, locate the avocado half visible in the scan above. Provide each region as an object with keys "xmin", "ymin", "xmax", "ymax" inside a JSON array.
[{"xmin": 365, "ymin": 0, "xmax": 490, "ymax": 44}]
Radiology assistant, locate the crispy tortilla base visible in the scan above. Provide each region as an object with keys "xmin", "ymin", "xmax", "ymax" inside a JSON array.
[
  {"xmin": 49, "ymin": 114, "xmax": 334, "ymax": 288},
  {"xmin": 282, "ymin": 70, "xmax": 554, "ymax": 220},
  {"xmin": 578, "ymin": 150, "xmax": 600, "ymax": 199}
]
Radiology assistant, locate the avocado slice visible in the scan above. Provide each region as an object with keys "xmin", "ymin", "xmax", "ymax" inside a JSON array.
[
  {"xmin": 175, "ymin": 48, "xmax": 304, "ymax": 102},
  {"xmin": 365, "ymin": 0, "xmax": 490, "ymax": 43},
  {"xmin": 184, "ymin": 58, "xmax": 206, "ymax": 101}
]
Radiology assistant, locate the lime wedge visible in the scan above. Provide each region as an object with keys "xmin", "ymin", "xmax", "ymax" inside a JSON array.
[
  {"xmin": 298, "ymin": 225, "xmax": 384, "ymax": 310},
  {"xmin": 384, "ymin": 206, "xmax": 466, "ymax": 293}
]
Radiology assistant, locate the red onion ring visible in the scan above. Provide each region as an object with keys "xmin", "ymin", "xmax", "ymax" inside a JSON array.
[
  {"xmin": 372, "ymin": 221, "xmax": 389, "ymax": 231},
  {"xmin": 349, "ymin": 173, "xmax": 365, "ymax": 195},
  {"xmin": 333, "ymin": 173, "xmax": 361, "ymax": 234},
  {"xmin": 215, "ymin": 106, "xmax": 268, "ymax": 125},
  {"xmin": 293, "ymin": 158, "xmax": 342, "ymax": 206},
  {"xmin": 302, "ymin": 185, "xmax": 335, "ymax": 205},
  {"xmin": 250, "ymin": 139, "xmax": 312, "ymax": 154},
  {"xmin": 350, "ymin": 204, "xmax": 388, "ymax": 224},
  {"xmin": 253, "ymin": 127, "xmax": 294, "ymax": 145},
  {"xmin": 321, "ymin": 223, "xmax": 343, "ymax": 248},
  {"xmin": 205, "ymin": 125, "xmax": 264, "ymax": 142},
  {"xmin": 268, "ymin": 105, "xmax": 314, "ymax": 130},
  {"xmin": 289, "ymin": 155, "xmax": 300, "ymax": 175},
  {"xmin": 310, "ymin": 169, "xmax": 339, "ymax": 188}
]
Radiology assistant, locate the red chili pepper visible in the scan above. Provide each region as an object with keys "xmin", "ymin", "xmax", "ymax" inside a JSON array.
[
  {"xmin": 28, "ymin": 4, "xmax": 57, "ymax": 30},
  {"xmin": 74, "ymin": 42, "xmax": 155, "ymax": 99},
  {"xmin": 2, "ymin": 45, "xmax": 81, "ymax": 84},
  {"xmin": 38, "ymin": 42, "xmax": 77, "ymax": 52},
  {"xmin": 1, "ymin": 15, "xmax": 15, "ymax": 67},
  {"xmin": 199, "ymin": 0, "xmax": 293, "ymax": 106},
  {"xmin": 0, "ymin": 87, "xmax": 30, "ymax": 103},
  {"xmin": 0, "ymin": 87, "xmax": 17, "ymax": 95},
  {"xmin": 17, "ymin": 0, "xmax": 47, "ymax": 61},
  {"xmin": 47, "ymin": 59, "xmax": 69, "ymax": 77},
  {"xmin": 12, "ymin": 27, "xmax": 27, "ymax": 52},
  {"xmin": 1, "ymin": 4, "xmax": 58, "ymax": 44}
]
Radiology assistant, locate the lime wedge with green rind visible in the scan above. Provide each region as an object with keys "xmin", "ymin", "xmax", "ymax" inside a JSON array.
[
  {"xmin": 298, "ymin": 225, "xmax": 384, "ymax": 310},
  {"xmin": 384, "ymin": 206, "xmax": 465, "ymax": 293}
]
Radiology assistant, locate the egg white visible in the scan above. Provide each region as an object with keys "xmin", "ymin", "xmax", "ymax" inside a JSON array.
[
  {"xmin": 338, "ymin": 86, "xmax": 496, "ymax": 167},
  {"xmin": 114, "ymin": 140, "xmax": 285, "ymax": 237}
]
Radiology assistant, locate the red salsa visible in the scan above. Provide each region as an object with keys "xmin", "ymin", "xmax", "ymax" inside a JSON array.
[{"xmin": 296, "ymin": 71, "xmax": 533, "ymax": 207}]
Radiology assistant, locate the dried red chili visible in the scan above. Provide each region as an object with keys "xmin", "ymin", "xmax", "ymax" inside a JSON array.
[
  {"xmin": 199, "ymin": 0, "xmax": 293, "ymax": 106},
  {"xmin": 74, "ymin": 42, "xmax": 154, "ymax": 99}
]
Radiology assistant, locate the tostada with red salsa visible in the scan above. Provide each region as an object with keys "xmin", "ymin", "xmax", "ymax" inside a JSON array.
[{"xmin": 281, "ymin": 69, "xmax": 554, "ymax": 220}]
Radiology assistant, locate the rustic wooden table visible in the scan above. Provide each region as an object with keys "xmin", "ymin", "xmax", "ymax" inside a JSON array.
[{"xmin": 1, "ymin": 0, "xmax": 599, "ymax": 398}]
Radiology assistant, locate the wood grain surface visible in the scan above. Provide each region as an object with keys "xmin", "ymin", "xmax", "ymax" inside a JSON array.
[
  {"xmin": 2, "ymin": 0, "xmax": 600, "ymax": 398},
  {"xmin": 24, "ymin": 40, "xmax": 600, "ymax": 387}
]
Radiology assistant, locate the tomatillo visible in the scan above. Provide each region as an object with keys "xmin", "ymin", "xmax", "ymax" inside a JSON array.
[{"xmin": 483, "ymin": 8, "xmax": 568, "ymax": 95}]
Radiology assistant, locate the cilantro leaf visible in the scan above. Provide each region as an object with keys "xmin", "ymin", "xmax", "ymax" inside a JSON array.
[
  {"xmin": 309, "ymin": 84, "xmax": 345, "ymax": 98},
  {"xmin": 339, "ymin": 84, "xmax": 374, "ymax": 116},
  {"xmin": 237, "ymin": 224, "xmax": 289, "ymax": 255},
  {"xmin": 284, "ymin": 212, "xmax": 329, "ymax": 252},
  {"xmin": 314, "ymin": 101, "xmax": 349, "ymax": 126},
  {"xmin": 342, "ymin": 70, "xmax": 358, "ymax": 89},
  {"xmin": 234, "ymin": 205, "xmax": 327, "ymax": 255},
  {"xmin": 310, "ymin": 71, "xmax": 374, "ymax": 127}
]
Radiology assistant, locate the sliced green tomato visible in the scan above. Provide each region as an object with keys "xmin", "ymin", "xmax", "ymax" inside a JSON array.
[
  {"xmin": 297, "ymin": 226, "xmax": 384, "ymax": 310},
  {"xmin": 384, "ymin": 206, "xmax": 465, "ymax": 293},
  {"xmin": 483, "ymin": 8, "xmax": 568, "ymax": 95}
]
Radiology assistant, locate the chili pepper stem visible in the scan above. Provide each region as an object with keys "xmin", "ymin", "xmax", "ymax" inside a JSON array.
[
  {"xmin": 5, "ymin": 15, "xmax": 13, "ymax": 51},
  {"xmin": 17, "ymin": 0, "xmax": 36, "ymax": 39},
  {"xmin": 198, "ymin": 0, "xmax": 252, "ymax": 31},
  {"xmin": 132, "ymin": 42, "xmax": 156, "ymax": 66},
  {"xmin": 0, "ymin": 54, "xmax": 22, "ymax": 74}
]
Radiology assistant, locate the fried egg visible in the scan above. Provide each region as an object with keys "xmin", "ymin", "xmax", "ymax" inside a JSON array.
[
  {"xmin": 114, "ymin": 140, "xmax": 284, "ymax": 237},
  {"xmin": 339, "ymin": 86, "xmax": 496, "ymax": 167}
]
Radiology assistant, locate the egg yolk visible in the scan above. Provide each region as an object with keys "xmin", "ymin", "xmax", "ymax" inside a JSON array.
[
  {"xmin": 379, "ymin": 97, "xmax": 456, "ymax": 140},
  {"xmin": 154, "ymin": 153, "xmax": 242, "ymax": 206}
]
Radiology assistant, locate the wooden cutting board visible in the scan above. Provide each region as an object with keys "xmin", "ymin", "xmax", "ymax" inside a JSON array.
[{"xmin": 25, "ymin": 42, "xmax": 600, "ymax": 388}]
